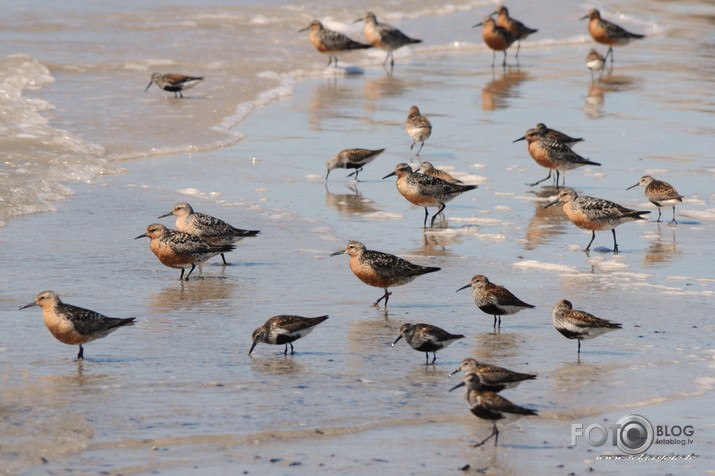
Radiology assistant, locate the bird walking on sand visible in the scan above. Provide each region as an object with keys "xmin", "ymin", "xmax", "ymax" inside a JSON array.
[
  {"xmin": 449, "ymin": 358, "xmax": 536, "ymax": 393},
  {"xmin": 552, "ymin": 299, "xmax": 622, "ymax": 354},
  {"xmin": 145, "ymin": 73, "xmax": 203, "ymax": 98},
  {"xmin": 20, "ymin": 290, "xmax": 135, "ymax": 359},
  {"xmin": 249, "ymin": 315, "xmax": 329, "ymax": 356},
  {"xmin": 326, "ymin": 148, "xmax": 385, "ymax": 181},
  {"xmin": 417, "ymin": 161, "xmax": 464, "ymax": 184},
  {"xmin": 393, "ymin": 323, "xmax": 464, "ymax": 365},
  {"xmin": 580, "ymin": 9, "xmax": 644, "ymax": 66},
  {"xmin": 534, "ymin": 123, "xmax": 584, "ymax": 148},
  {"xmin": 585, "ymin": 48, "xmax": 606, "ymax": 81},
  {"xmin": 473, "ymin": 17, "xmax": 517, "ymax": 68},
  {"xmin": 383, "ymin": 163, "xmax": 477, "ymax": 227},
  {"xmin": 627, "ymin": 175, "xmax": 683, "ymax": 225},
  {"xmin": 449, "ymin": 372, "xmax": 538, "ymax": 447},
  {"xmin": 456, "ymin": 275, "xmax": 534, "ymax": 330},
  {"xmin": 158, "ymin": 202, "xmax": 259, "ymax": 265},
  {"xmin": 545, "ymin": 188, "xmax": 649, "ymax": 253},
  {"xmin": 330, "ymin": 240, "xmax": 440, "ymax": 307},
  {"xmin": 135, "ymin": 223, "xmax": 235, "ymax": 280},
  {"xmin": 405, "ymin": 106, "xmax": 432, "ymax": 155},
  {"xmin": 493, "ymin": 6, "xmax": 538, "ymax": 58},
  {"xmin": 355, "ymin": 12, "xmax": 422, "ymax": 68},
  {"xmin": 513, "ymin": 126, "xmax": 600, "ymax": 187},
  {"xmin": 299, "ymin": 20, "xmax": 372, "ymax": 68}
]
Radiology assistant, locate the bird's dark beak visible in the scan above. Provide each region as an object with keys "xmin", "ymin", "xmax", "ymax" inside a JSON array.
[
  {"xmin": 448, "ymin": 381, "xmax": 466, "ymax": 392},
  {"xmin": 513, "ymin": 136, "xmax": 526, "ymax": 143},
  {"xmin": 329, "ymin": 249, "xmax": 345, "ymax": 257},
  {"xmin": 144, "ymin": 81, "xmax": 153, "ymax": 92},
  {"xmin": 472, "ymin": 22, "xmax": 483, "ymax": 28},
  {"xmin": 158, "ymin": 211, "xmax": 173, "ymax": 219},
  {"xmin": 391, "ymin": 335, "xmax": 403, "ymax": 347},
  {"xmin": 134, "ymin": 233, "xmax": 149, "ymax": 240},
  {"xmin": 19, "ymin": 301, "xmax": 37, "ymax": 310},
  {"xmin": 544, "ymin": 198, "xmax": 560, "ymax": 209},
  {"xmin": 248, "ymin": 340, "xmax": 258, "ymax": 355},
  {"xmin": 448, "ymin": 368, "xmax": 461, "ymax": 377},
  {"xmin": 579, "ymin": 14, "xmax": 589, "ymax": 21},
  {"xmin": 626, "ymin": 183, "xmax": 640, "ymax": 190},
  {"xmin": 456, "ymin": 284, "xmax": 471, "ymax": 293},
  {"xmin": 298, "ymin": 26, "xmax": 309, "ymax": 33},
  {"xmin": 382, "ymin": 171, "xmax": 397, "ymax": 179},
  {"xmin": 353, "ymin": 18, "xmax": 363, "ymax": 23}
]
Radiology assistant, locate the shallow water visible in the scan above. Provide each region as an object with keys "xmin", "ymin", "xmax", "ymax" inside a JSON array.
[{"xmin": 1, "ymin": 0, "xmax": 714, "ymax": 474}]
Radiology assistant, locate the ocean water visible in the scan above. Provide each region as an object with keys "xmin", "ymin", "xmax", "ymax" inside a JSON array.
[{"xmin": 1, "ymin": 0, "xmax": 714, "ymax": 474}]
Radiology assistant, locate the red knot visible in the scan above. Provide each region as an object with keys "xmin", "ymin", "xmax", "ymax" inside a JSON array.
[
  {"xmin": 135, "ymin": 223, "xmax": 235, "ymax": 280},
  {"xmin": 383, "ymin": 163, "xmax": 477, "ymax": 227},
  {"xmin": 355, "ymin": 12, "xmax": 422, "ymax": 68},
  {"xmin": 627, "ymin": 175, "xmax": 683, "ymax": 225},
  {"xmin": 552, "ymin": 299, "xmax": 622, "ymax": 354},
  {"xmin": 473, "ymin": 17, "xmax": 517, "ymax": 68},
  {"xmin": 449, "ymin": 372, "xmax": 538, "ymax": 447},
  {"xmin": 456, "ymin": 275, "xmax": 534, "ymax": 330},
  {"xmin": 405, "ymin": 106, "xmax": 432, "ymax": 155},
  {"xmin": 416, "ymin": 161, "xmax": 464, "ymax": 184},
  {"xmin": 299, "ymin": 20, "xmax": 372, "ymax": 68},
  {"xmin": 449, "ymin": 358, "xmax": 536, "ymax": 392},
  {"xmin": 493, "ymin": 6, "xmax": 538, "ymax": 58},
  {"xmin": 513, "ymin": 126, "xmax": 600, "ymax": 187},
  {"xmin": 330, "ymin": 240, "xmax": 440, "ymax": 307},
  {"xmin": 326, "ymin": 148, "xmax": 386, "ymax": 181},
  {"xmin": 580, "ymin": 9, "xmax": 645, "ymax": 66},
  {"xmin": 585, "ymin": 48, "xmax": 606, "ymax": 82},
  {"xmin": 249, "ymin": 315, "xmax": 329, "ymax": 356},
  {"xmin": 158, "ymin": 202, "xmax": 259, "ymax": 265},
  {"xmin": 20, "ymin": 290, "xmax": 135, "ymax": 359},
  {"xmin": 392, "ymin": 323, "xmax": 464, "ymax": 365},
  {"xmin": 534, "ymin": 123, "xmax": 584, "ymax": 148},
  {"xmin": 145, "ymin": 73, "xmax": 203, "ymax": 98},
  {"xmin": 545, "ymin": 188, "xmax": 650, "ymax": 253}
]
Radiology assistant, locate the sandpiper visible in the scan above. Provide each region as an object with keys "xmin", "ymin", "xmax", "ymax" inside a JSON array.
[
  {"xmin": 392, "ymin": 323, "xmax": 464, "ymax": 365},
  {"xmin": 456, "ymin": 275, "xmax": 534, "ymax": 330},
  {"xmin": 405, "ymin": 106, "xmax": 432, "ymax": 155},
  {"xmin": 383, "ymin": 163, "xmax": 477, "ymax": 227},
  {"xmin": 326, "ymin": 148, "xmax": 386, "ymax": 181},
  {"xmin": 330, "ymin": 240, "xmax": 440, "ymax": 307},
  {"xmin": 473, "ymin": 17, "xmax": 516, "ymax": 68},
  {"xmin": 449, "ymin": 358, "xmax": 536, "ymax": 392},
  {"xmin": 627, "ymin": 175, "xmax": 683, "ymax": 224},
  {"xmin": 135, "ymin": 223, "xmax": 235, "ymax": 280},
  {"xmin": 585, "ymin": 48, "xmax": 606, "ymax": 81},
  {"xmin": 545, "ymin": 188, "xmax": 650, "ymax": 253},
  {"xmin": 493, "ymin": 6, "xmax": 537, "ymax": 58},
  {"xmin": 416, "ymin": 161, "xmax": 464, "ymax": 184},
  {"xmin": 450, "ymin": 372, "xmax": 538, "ymax": 447},
  {"xmin": 513, "ymin": 127, "xmax": 600, "ymax": 187},
  {"xmin": 580, "ymin": 9, "xmax": 644, "ymax": 66},
  {"xmin": 158, "ymin": 202, "xmax": 259, "ymax": 265},
  {"xmin": 534, "ymin": 123, "xmax": 584, "ymax": 148},
  {"xmin": 20, "ymin": 290, "xmax": 135, "ymax": 359},
  {"xmin": 552, "ymin": 299, "xmax": 622, "ymax": 354},
  {"xmin": 299, "ymin": 20, "xmax": 372, "ymax": 68},
  {"xmin": 145, "ymin": 73, "xmax": 203, "ymax": 98},
  {"xmin": 249, "ymin": 315, "xmax": 329, "ymax": 356},
  {"xmin": 355, "ymin": 12, "xmax": 422, "ymax": 68}
]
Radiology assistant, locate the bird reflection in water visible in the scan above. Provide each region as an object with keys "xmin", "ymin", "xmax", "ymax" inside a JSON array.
[
  {"xmin": 643, "ymin": 223, "xmax": 680, "ymax": 267},
  {"xmin": 482, "ymin": 68, "xmax": 531, "ymax": 111},
  {"xmin": 584, "ymin": 74, "xmax": 637, "ymax": 119},
  {"xmin": 522, "ymin": 188, "xmax": 570, "ymax": 251},
  {"xmin": 325, "ymin": 183, "xmax": 380, "ymax": 217}
]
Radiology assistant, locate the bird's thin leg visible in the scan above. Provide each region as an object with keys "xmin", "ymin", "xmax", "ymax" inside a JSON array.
[
  {"xmin": 416, "ymin": 141, "xmax": 424, "ymax": 156},
  {"xmin": 527, "ymin": 171, "xmax": 552, "ymax": 187},
  {"xmin": 284, "ymin": 344, "xmax": 288, "ymax": 355},
  {"xmin": 221, "ymin": 253, "xmax": 228, "ymax": 266},
  {"xmin": 431, "ymin": 352, "xmax": 437, "ymax": 365},
  {"xmin": 584, "ymin": 231, "xmax": 597, "ymax": 252},
  {"xmin": 497, "ymin": 316, "xmax": 502, "ymax": 330},
  {"xmin": 491, "ymin": 50, "xmax": 496, "ymax": 68},
  {"xmin": 423, "ymin": 207, "xmax": 429, "ymax": 227},
  {"xmin": 502, "ymin": 51, "xmax": 507, "ymax": 68},
  {"xmin": 612, "ymin": 229, "xmax": 619, "ymax": 254},
  {"xmin": 77, "ymin": 345, "xmax": 84, "ymax": 360},
  {"xmin": 179, "ymin": 268, "xmax": 185, "ymax": 281},
  {"xmin": 656, "ymin": 208, "xmax": 662, "ymax": 222},
  {"xmin": 374, "ymin": 289, "xmax": 392, "ymax": 307},
  {"xmin": 473, "ymin": 423, "xmax": 498, "ymax": 447},
  {"xmin": 425, "ymin": 353, "xmax": 429, "ymax": 365},
  {"xmin": 493, "ymin": 423, "xmax": 500, "ymax": 447},
  {"xmin": 577, "ymin": 340, "xmax": 582, "ymax": 353},
  {"xmin": 289, "ymin": 342, "xmax": 295, "ymax": 355},
  {"xmin": 430, "ymin": 203, "xmax": 446, "ymax": 227},
  {"xmin": 184, "ymin": 263, "xmax": 197, "ymax": 280},
  {"xmin": 555, "ymin": 171, "xmax": 561, "ymax": 188},
  {"xmin": 410, "ymin": 140, "xmax": 416, "ymax": 151},
  {"xmin": 670, "ymin": 207, "xmax": 677, "ymax": 225},
  {"xmin": 515, "ymin": 40, "xmax": 521, "ymax": 58}
]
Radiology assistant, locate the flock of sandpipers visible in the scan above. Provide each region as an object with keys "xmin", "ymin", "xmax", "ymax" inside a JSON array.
[{"xmin": 19, "ymin": 7, "xmax": 686, "ymax": 448}]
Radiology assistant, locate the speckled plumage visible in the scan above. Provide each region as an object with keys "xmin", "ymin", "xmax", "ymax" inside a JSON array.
[
  {"xmin": 449, "ymin": 358, "xmax": 536, "ymax": 392},
  {"xmin": 145, "ymin": 73, "xmax": 203, "ymax": 98},
  {"xmin": 356, "ymin": 12, "xmax": 421, "ymax": 67},
  {"xmin": 456, "ymin": 275, "xmax": 534, "ymax": 330},
  {"xmin": 326, "ymin": 148, "xmax": 385, "ymax": 181},
  {"xmin": 534, "ymin": 123, "xmax": 584, "ymax": 148},
  {"xmin": 580, "ymin": 9, "xmax": 644, "ymax": 65},
  {"xmin": 627, "ymin": 175, "xmax": 683, "ymax": 224},
  {"xmin": 299, "ymin": 20, "xmax": 372, "ymax": 67},
  {"xmin": 392, "ymin": 323, "xmax": 464, "ymax": 364},
  {"xmin": 585, "ymin": 48, "xmax": 606, "ymax": 81},
  {"xmin": 249, "ymin": 314, "xmax": 329, "ymax": 355},
  {"xmin": 405, "ymin": 106, "xmax": 432, "ymax": 155},
  {"xmin": 493, "ymin": 6, "xmax": 537, "ymax": 58},
  {"xmin": 20, "ymin": 290, "xmax": 135, "ymax": 359},
  {"xmin": 552, "ymin": 299, "xmax": 622, "ymax": 354},
  {"xmin": 417, "ymin": 161, "xmax": 463, "ymax": 184}
]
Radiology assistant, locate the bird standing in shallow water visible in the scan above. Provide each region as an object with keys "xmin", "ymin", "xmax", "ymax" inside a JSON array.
[
  {"xmin": 249, "ymin": 315, "xmax": 329, "ymax": 356},
  {"xmin": 449, "ymin": 358, "xmax": 536, "ymax": 392},
  {"xmin": 392, "ymin": 323, "xmax": 464, "ymax": 365},
  {"xmin": 299, "ymin": 20, "xmax": 373, "ymax": 68},
  {"xmin": 325, "ymin": 148, "xmax": 385, "ymax": 181},
  {"xmin": 552, "ymin": 299, "xmax": 622, "ymax": 354},
  {"xmin": 330, "ymin": 240, "xmax": 440, "ymax": 307},
  {"xmin": 493, "ymin": 6, "xmax": 537, "ymax": 59},
  {"xmin": 456, "ymin": 275, "xmax": 534, "ymax": 330},
  {"xmin": 580, "ymin": 9, "xmax": 644, "ymax": 66},
  {"xmin": 145, "ymin": 73, "xmax": 203, "ymax": 98},
  {"xmin": 473, "ymin": 17, "xmax": 516, "ymax": 68},
  {"xmin": 20, "ymin": 290, "xmax": 135, "ymax": 359},
  {"xmin": 627, "ymin": 175, "xmax": 683, "ymax": 225},
  {"xmin": 355, "ymin": 12, "xmax": 422, "ymax": 68},
  {"xmin": 405, "ymin": 106, "xmax": 432, "ymax": 155},
  {"xmin": 585, "ymin": 48, "xmax": 606, "ymax": 82}
]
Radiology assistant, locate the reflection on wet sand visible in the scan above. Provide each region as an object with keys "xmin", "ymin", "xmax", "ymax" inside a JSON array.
[
  {"xmin": 643, "ymin": 224, "xmax": 680, "ymax": 266},
  {"xmin": 407, "ymin": 230, "xmax": 462, "ymax": 257},
  {"xmin": 549, "ymin": 361, "xmax": 619, "ymax": 396},
  {"xmin": 468, "ymin": 331, "xmax": 524, "ymax": 360},
  {"xmin": 363, "ymin": 74, "xmax": 409, "ymax": 107},
  {"xmin": 308, "ymin": 79, "xmax": 366, "ymax": 130},
  {"xmin": 584, "ymin": 74, "xmax": 638, "ymax": 119},
  {"xmin": 346, "ymin": 316, "xmax": 402, "ymax": 367},
  {"xmin": 249, "ymin": 355, "xmax": 304, "ymax": 375},
  {"xmin": 325, "ymin": 183, "xmax": 380, "ymax": 216},
  {"xmin": 149, "ymin": 278, "xmax": 235, "ymax": 313},
  {"xmin": 482, "ymin": 68, "xmax": 531, "ymax": 111},
  {"xmin": 522, "ymin": 188, "xmax": 569, "ymax": 251}
]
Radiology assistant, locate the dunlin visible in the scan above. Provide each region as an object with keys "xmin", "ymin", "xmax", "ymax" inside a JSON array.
[
  {"xmin": 416, "ymin": 161, "xmax": 463, "ymax": 184},
  {"xmin": 158, "ymin": 202, "xmax": 259, "ymax": 265},
  {"xmin": 545, "ymin": 188, "xmax": 649, "ymax": 253},
  {"xmin": 249, "ymin": 315, "xmax": 329, "ymax": 356},
  {"xmin": 299, "ymin": 20, "xmax": 372, "ymax": 68},
  {"xmin": 473, "ymin": 17, "xmax": 516, "ymax": 68},
  {"xmin": 326, "ymin": 148, "xmax": 386, "ymax": 181},
  {"xmin": 135, "ymin": 223, "xmax": 235, "ymax": 280},
  {"xmin": 552, "ymin": 299, "xmax": 622, "ymax": 354},
  {"xmin": 330, "ymin": 240, "xmax": 440, "ymax": 307},
  {"xmin": 405, "ymin": 106, "xmax": 432, "ymax": 155},
  {"xmin": 449, "ymin": 358, "xmax": 536, "ymax": 392},
  {"xmin": 450, "ymin": 372, "xmax": 538, "ymax": 447},
  {"xmin": 456, "ymin": 275, "xmax": 534, "ymax": 330},
  {"xmin": 20, "ymin": 290, "xmax": 135, "ymax": 359},
  {"xmin": 383, "ymin": 163, "xmax": 477, "ymax": 227},
  {"xmin": 585, "ymin": 48, "xmax": 606, "ymax": 81},
  {"xmin": 534, "ymin": 123, "xmax": 584, "ymax": 148},
  {"xmin": 580, "ymin": 9, "xmax": 644, "ymax": 65},
  {"xmin": 627, "ymin": 175, "xmax": 683, "ymax": 224},
  {"xmin": 493, "ymin": 6, "xmax": 537, "ymax": 58},
  {"xmin": 355, "ymin": 12, "xmax": 422, "ymax": 68},
  {"xmin": 145, "ymin": 73, "xmax": 203, "ymax": 98},
  {"xmin": 392, "ymin": 323, "xmax": 464, "ymax": 365},
  {"xmin": 513, "ymin": 127, "xmax": 600, "ymax": 187}
]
